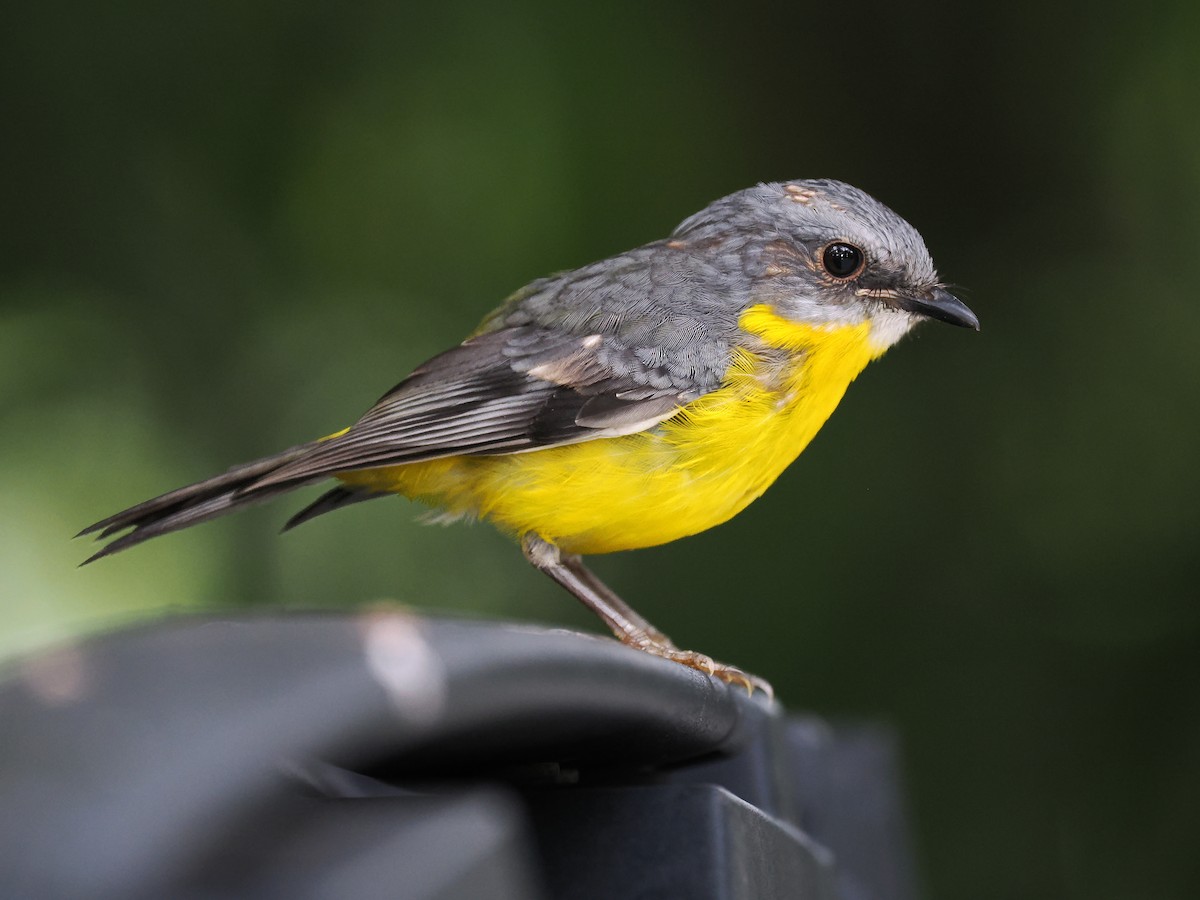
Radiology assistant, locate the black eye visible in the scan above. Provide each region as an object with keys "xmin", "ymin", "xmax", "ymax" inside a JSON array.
[{"xmin": 822, "ymin": 242, "xmax": 865, "ymax": 279}]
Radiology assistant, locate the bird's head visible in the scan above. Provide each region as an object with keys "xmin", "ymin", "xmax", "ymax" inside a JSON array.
[{"xmin": 674, "ymin": 178, "xmax": 978, "ymax": 350}]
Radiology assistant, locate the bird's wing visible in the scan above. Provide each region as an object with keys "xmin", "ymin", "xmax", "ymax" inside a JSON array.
[
  {"xmin": 80, "ymin": 242, "xmax": 749, "ymax": 556},
  {"xmin": 246, "ymin": 325, "xmax": 705, "ymax": 491},
  {"xmin": 79, "ymin": 323, "xmax": 706, "ymax": 557}
]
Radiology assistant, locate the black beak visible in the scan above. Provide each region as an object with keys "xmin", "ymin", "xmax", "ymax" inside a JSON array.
[{"xmin": 895, "ymin": 287, "xmax": 979, "ymax": 331}]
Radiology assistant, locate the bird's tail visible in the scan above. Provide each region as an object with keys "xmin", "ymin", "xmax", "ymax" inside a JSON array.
[{"xmin": 77, "ymin": 442, "xmax": 329, "ymax": 564}]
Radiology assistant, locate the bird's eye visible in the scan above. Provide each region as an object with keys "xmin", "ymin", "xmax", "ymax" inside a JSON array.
[{"xmin": 821, "ymin": 242, "xmax": 865, "ymax": 279}]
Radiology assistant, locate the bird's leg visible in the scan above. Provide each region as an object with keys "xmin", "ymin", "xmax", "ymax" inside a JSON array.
[
  {"xmin": 521, "ymin": 533, "xmax": 772, "ymax": 697},
  {"xmin": 520, "ymin": 533, "xmax": 671, "ymax": 648}
]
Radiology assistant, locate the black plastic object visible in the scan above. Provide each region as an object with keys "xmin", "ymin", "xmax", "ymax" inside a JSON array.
[{"xmin": 0, "ymin": 614, "xmax": 917, "ymax": 899}]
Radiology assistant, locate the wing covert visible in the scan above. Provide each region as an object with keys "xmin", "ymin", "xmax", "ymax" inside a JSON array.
[{"xmin": 246, "ymin": 326, "xmax": 693, "ymax": 490}]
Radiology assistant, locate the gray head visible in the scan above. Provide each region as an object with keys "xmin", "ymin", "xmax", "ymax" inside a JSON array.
[{"xmin": 672, "ymin": 179, "xmax": 978, "ymax": 348}]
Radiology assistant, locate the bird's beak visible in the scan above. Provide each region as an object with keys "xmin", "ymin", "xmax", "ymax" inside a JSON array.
[{"xmin": 895, "ymin": 287, "xmax": 979, "ymax": 331}]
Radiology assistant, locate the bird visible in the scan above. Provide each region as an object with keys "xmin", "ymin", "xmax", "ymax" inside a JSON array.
[{"xmin": 80, "ymin": 179, "xmax": 978, "ymax": 695}]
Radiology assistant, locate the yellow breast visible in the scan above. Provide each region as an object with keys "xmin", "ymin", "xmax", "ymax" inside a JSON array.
[{"xmin": 339, "ymin": 305, "xmax": 885, "ymax": 555}]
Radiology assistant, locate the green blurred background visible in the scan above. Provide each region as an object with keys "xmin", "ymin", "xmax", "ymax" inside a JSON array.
[{"xmin": 2, "ymin": 1, "xmax": 1198, "ymax": 897}]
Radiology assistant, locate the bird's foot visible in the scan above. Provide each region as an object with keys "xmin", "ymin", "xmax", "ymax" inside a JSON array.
[{"xmin": 625, "ymin": 633, "xmax": 773, "ymax": 699}]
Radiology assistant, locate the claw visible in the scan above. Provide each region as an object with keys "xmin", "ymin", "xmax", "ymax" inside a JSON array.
[
  {"xmin": 710, "ymin": 664, "xmax": 773, "ymax": 700},
  {"xmin": 746, "ymin": 673, "xmax": 775, "ymax": 701},
  {"xmin": 631, "ymin": 641, "xmax": 773, "ymax": 698}
]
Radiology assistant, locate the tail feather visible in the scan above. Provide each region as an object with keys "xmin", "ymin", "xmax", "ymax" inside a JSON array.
[
  {"xmin": 78, "ymin": 442, "xmax": 324, "ymax": 564},
  {"xmin": 281, "ymin": 486, "xmax": 386, "ymax": 532}
]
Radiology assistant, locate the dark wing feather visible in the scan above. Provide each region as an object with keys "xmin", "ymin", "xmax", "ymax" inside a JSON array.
[{"xmin": 246, "ymin": 327, "xmax": 690, "ymax": 491}]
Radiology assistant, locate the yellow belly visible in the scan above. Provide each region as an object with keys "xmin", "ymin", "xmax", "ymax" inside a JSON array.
[{"xmin": 339, "ymin": 307, "xmax": 884, "ymax": 555}]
